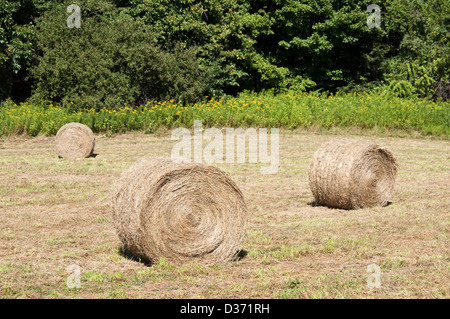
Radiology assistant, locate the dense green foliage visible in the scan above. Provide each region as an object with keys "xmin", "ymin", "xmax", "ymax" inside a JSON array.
[
  {"xmin": 31, "ymin": 0, "xmax": 207, "ymax": 109},
  {"xmin": 118, "ymin": 0, "xmax": 381, "ymax": 93},
  {"xmin": 371, "ymin": 0, "xmax": 450, "ymax": 98},
  {"xmin": 0, "ymin": 0, "xmax": 35, "ymax": 101},
  {"xmin": 0, "ymin": 0, "xmax": 449, "ymax": 106}
]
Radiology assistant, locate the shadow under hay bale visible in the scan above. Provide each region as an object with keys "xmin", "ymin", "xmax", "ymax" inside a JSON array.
[
  {"xmin": 55, "ymin": 122, "xmax": 95, "ymax": 159},
  {"xmin": 118, "ymin": 247, "xmax": 153, "ymax": 266},
  {"xmin": 308, "ymin": 139, "xmax": 398, "ymax": 210},
  {"xmin": 112, "ymin": 157, "xmax": 247, "ymax": 265}
]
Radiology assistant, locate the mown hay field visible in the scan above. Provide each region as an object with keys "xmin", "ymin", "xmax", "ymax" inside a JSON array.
[{"xmin": 0, "ymin": 130, "xmax": 448, "ymax": 298}]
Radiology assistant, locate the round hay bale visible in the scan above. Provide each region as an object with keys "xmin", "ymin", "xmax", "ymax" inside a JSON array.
[
  {"xmin": 55, "ymin": 123, "xmax": 95, "ymax": 159},
  {"xmin": 112, "ymin": 157, "xmax": 247, "ymax": 265},
  {"xmin": 308, "ymin": 139, "xmax": 398, "ymax": 209}
]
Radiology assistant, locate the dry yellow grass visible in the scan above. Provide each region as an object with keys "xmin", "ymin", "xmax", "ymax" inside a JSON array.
[{"xmin": 0, "ymin": 131, "xmax": 448, "ymax": 299}]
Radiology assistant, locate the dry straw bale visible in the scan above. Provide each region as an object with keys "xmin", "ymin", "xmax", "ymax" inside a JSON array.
[
  {"xmin": 55, "ymin": 123, "xmax": 95, "ymax": 159},
  {"xmin": 112, "ymin": 157, "xmax": 247, "ymax": 265},
  {"xmin": 308, "ymin": 139, "xmax": 398, "ymax": 209}
]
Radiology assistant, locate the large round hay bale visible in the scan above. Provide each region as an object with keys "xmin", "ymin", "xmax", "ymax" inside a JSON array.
[
  {"xmin": 308, "ymin": 139, "xmax": 398, "ymax": 209},
  {"xmin": 55, "ymin": 123, "xmax": 95, "ymax": 159},
  {"xmin": 112, "ymin": 157, "xmax": 247, "ymax": 265}
]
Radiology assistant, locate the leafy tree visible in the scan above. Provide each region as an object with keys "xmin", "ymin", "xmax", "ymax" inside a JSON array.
[
  {"xmin": 120, "ymin": 0, "xmax": 385, "ymax": 94},
  {"xmin": 2, "ymin": 0, "xmax": 450, "ymax": 103},
  {"xmin": 0, "ymin": 0, "xmax": 35, "ymax": 101},
  {"xmin": 372, "ymin": 0, "xmax": 450, "ymax": 97},
  {"xmin": 30, "ymin": 0, "xmax": 207, "ymax": 109}
]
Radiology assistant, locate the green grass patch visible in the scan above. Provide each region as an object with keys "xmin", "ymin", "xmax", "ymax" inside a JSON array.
[{"xmin": 1, "ymin": 91, "xmax": 448, "ymax": 137}]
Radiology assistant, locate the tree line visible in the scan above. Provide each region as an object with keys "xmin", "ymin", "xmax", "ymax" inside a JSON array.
[{"xmin": 1, "ymin": 0, "xmax": 449, "ymax": 109}]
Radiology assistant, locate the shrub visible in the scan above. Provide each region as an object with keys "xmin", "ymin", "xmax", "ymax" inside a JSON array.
[{"xmin": 30, "ymin": 0, "xmax": 208, "ymax": 110}]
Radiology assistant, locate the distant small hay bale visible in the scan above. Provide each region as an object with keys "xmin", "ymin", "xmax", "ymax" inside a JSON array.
[
  {"xmin": 308, "ymin": 139, "xmax": 398, "ymax": 210},
  {"xmin": 112, "ymin": 157, "xmax": 247, "ymax": 265},
  {"xmin": 55, "ymin": 123, "xmax": 95, "ymax": 159}
]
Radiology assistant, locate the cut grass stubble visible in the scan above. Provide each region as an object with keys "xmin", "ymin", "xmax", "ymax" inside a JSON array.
[{"xmin": 0, "ymin": 131, "xmax": 448, "ymax": 298}]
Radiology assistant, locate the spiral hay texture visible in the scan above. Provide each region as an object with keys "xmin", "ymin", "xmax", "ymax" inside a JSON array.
[
  {"xmin": 308, "ymin": 139, "xmax": 398, "ymax": 210},
  {"xmin": 55, "ymin": 123, "xmax": 95, "ymax": 159},
  {"xmin": 112, "ymin": 157, "xmax": 247, "ymax": 265}
]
